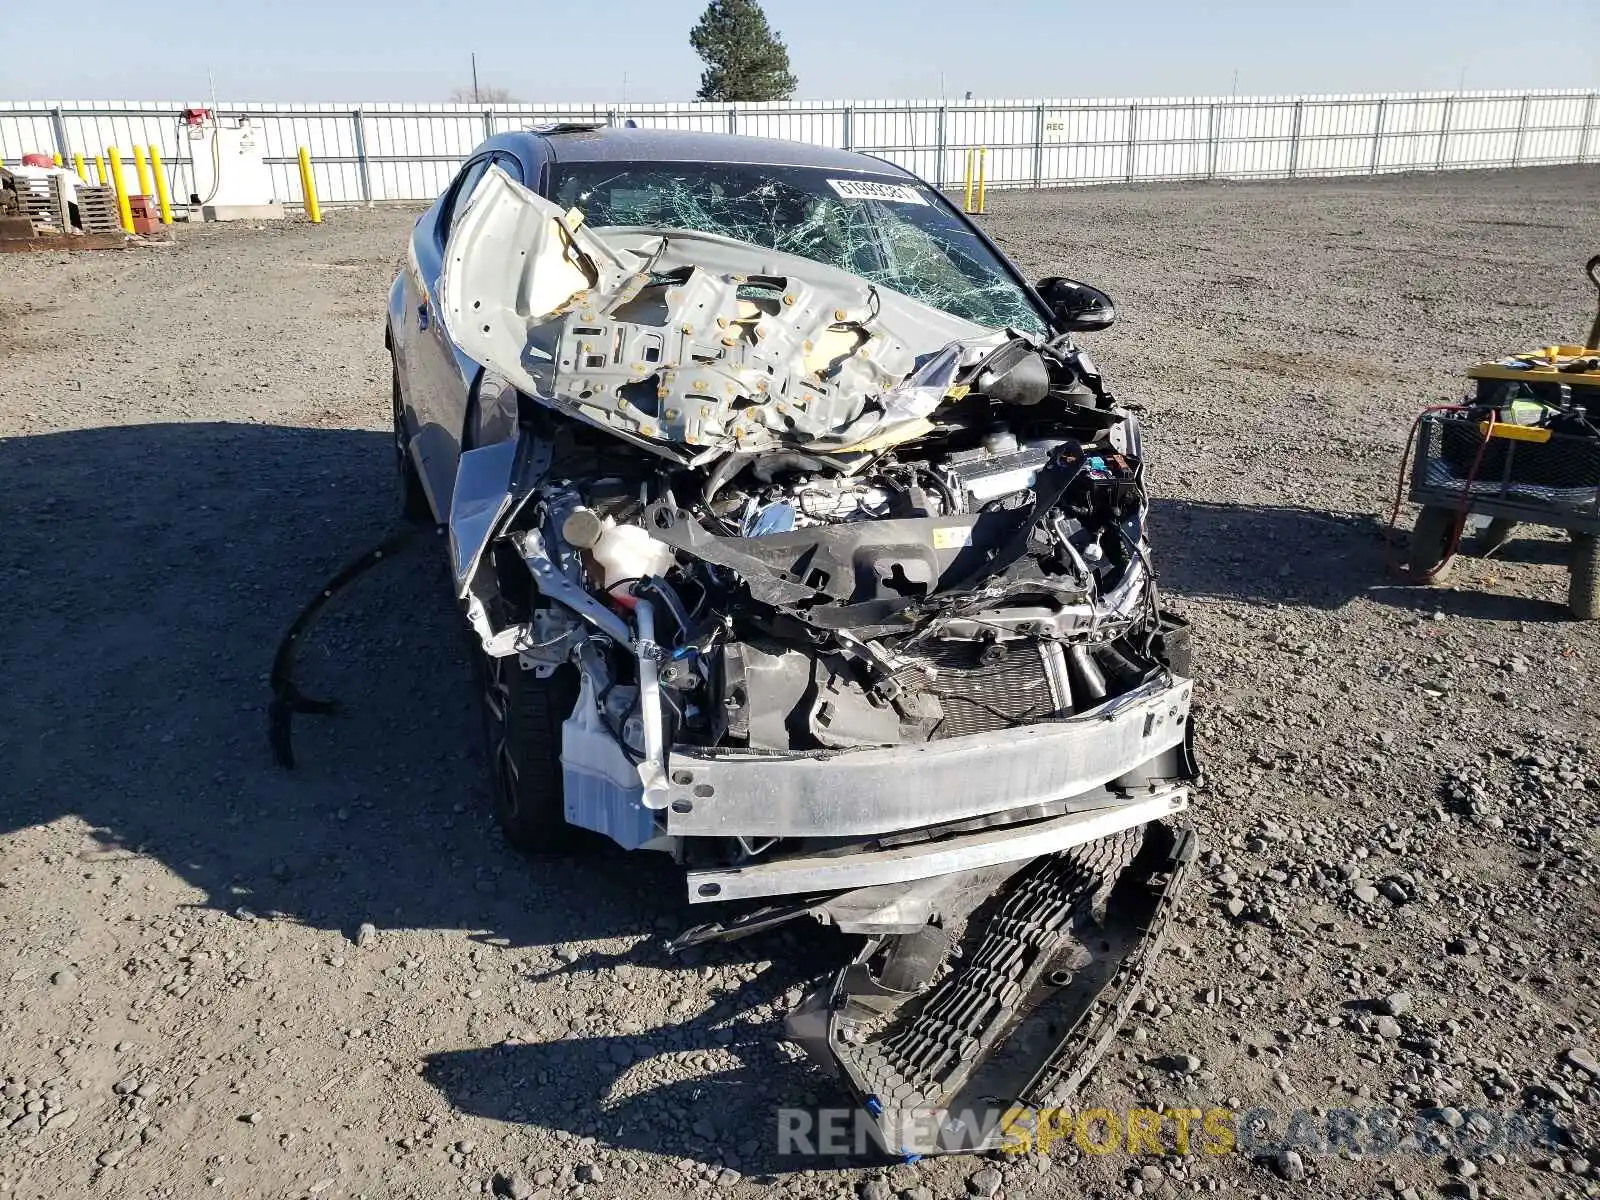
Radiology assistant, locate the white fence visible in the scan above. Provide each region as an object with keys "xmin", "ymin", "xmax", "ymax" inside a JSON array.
[{"xmin": 3, "ymin": 90, "xmax": 1596, "ymax": 209}]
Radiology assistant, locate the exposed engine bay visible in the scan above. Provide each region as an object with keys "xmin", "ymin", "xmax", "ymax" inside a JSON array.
[{"xmin": 431, "ymin": 166, "xmax": 1199, "ymax": 1153}]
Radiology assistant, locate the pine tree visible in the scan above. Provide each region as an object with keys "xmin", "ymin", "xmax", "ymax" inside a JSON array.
[{"xmin": 689, "ymin": 0, "xmax": 798, "ymax": 103}]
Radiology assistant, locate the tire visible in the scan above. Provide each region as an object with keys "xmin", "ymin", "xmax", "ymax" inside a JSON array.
[
  {"xmin": 392, "ymin": 358, "xmax": 433, "ymax": 524},
  {"xmin": 1477, "ymin": 517, "xmax": 1517, "ymax": 556},
  {"xmin": 1409, "ymin": 506, "xmax": 1460, "ymax": 582},
  {"xmin": 1569, "ymin": 534, "xmax": 1600, "ymax": 620},
  {"xmin": 478, "ymin": 651, "xmax": 582, "ymax": 853}
]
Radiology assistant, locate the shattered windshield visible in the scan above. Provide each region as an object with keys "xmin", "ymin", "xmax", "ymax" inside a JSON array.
[{"xmin": 550, "ymin": 161, "xmax": 1048, "ymax": 336}]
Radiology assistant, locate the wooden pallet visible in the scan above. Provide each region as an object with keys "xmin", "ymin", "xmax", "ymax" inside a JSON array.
[
  {"xmin": 76, "ymin": 185, "xmax": 122, "ymax": 235},
  {"xmin": 16, "ymin": 179, "xmax": 61, "ymax": 233}
]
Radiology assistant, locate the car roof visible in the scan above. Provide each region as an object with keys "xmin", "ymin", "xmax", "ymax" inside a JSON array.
[{"xmin": 508, "ymin": 125, "xmax": 915, "ymax": 179}]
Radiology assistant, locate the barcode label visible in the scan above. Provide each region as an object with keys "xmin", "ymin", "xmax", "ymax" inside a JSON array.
[{"xmin": 826, "ymin": 178, "xmax": 929, "ymax": 205}]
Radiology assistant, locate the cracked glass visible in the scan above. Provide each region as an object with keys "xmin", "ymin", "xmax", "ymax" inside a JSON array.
[{"xmin": 551, "ymin": 161, "xmax": 1048, "ymax": 336}]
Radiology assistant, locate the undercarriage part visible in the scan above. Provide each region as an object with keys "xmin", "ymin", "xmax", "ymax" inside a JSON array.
[{"xmin": 787, "ymin": 821, "xmax": 1197, "ymax": 1156}]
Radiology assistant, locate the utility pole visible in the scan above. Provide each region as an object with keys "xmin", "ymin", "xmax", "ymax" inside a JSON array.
[{"xmin": 471, "ymin": 52, "xmax": 480, "ymax": 104}]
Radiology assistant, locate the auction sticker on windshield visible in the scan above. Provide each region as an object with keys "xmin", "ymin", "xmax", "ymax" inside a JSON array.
[{"xmin": 827, "ymin": 179, "xmax": 929, "ymax": 205}]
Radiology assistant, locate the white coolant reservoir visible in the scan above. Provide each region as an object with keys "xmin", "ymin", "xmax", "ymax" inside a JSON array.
[{"xmin": 590, "ymin": 521, "xmax": 676, "ymax": 599}]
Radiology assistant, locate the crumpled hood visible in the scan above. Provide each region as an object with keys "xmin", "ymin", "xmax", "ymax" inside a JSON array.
[{"xmin": 439, "ymin": 165, "xmax": 997, "ymax": 464}]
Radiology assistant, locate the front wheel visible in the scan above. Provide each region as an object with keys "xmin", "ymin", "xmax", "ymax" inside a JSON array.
[{"xmin": 477, "ymin": 651, "xmax": 583, "ymax": 853}]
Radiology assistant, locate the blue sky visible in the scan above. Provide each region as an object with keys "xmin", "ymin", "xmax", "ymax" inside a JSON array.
[{"xmin": 6, "ymin": 0, "xmax": 1597, "ymax": 101}]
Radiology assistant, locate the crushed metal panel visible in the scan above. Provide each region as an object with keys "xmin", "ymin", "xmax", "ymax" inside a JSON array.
[
  {"xmin": 447, "ymin": 439, "xmax": 518, "ymax": 597},
  {"xmin": 438, "ymin": 165, "xmax": 995, "ymax": 459}
]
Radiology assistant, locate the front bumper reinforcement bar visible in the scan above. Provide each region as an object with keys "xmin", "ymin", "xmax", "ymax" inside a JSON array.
[{"xmin": 665, "ymin": 676, "xmax": 1193, "ymax": 839}]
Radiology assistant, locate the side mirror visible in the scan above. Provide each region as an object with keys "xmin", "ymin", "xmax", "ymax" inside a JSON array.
[{"xmin": 1035, "ymin": 277, "xmax": 1116, "ymax": 332}]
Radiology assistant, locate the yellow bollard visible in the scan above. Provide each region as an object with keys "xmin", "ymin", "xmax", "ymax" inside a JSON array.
[
  {"xmin": 72, "ymin": 153, "xmax": 87, "ymax": 180},
  {"xmin": 94, "ymin": 154, "xmax": 107, "ymax": 185},
  {"xmin": 52, "ymin": 152, "xmax": 63, "ymax": 167},
  {"xmin": 296, "ymin": 146, "xmax": 322, "ymax": 223},
  {"xmin": 106, "ymin": 146, "xmax": 134, "ymax": 233},
  {"xmin": 976, "ymin": 147, "xmax": 988, "ymax": 215},
  {"xmin": 963, "ymin": 148, "xmax": 975, "ymax": 214},
  {"xmin": 133, "ymin": 144, "xmax": 152, "ymax": 198},
  {"xmin": 148, "ymin": 145, "xmax": 173, "ymax": 224}
]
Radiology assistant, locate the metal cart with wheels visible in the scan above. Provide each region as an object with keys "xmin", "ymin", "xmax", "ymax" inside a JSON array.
[
  {"xmin": 1407, "ymin": 254, "xmax": 1600, "ymax": 618},
  {"xmin": 1408, "ymin": 412, "xmax": 1600, "ymax": 617}
]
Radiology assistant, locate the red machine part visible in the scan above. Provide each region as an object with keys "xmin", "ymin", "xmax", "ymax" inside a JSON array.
[{"xmin": 181, "ymin": 107, "xmax": 212, "ymax": 126}]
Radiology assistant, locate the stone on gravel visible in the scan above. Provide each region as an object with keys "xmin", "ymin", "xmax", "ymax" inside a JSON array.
[
  {"xmin": 1563, "ymin": 1047, "xmax": 1600, "ymax": 1080},
  {"xmin": 354, "ymin": 923, "xmax": 377, "ymax": 948},
  {"xmin": 1376, "ymin": 1016, "xmax": 1403, "ymax": 1039},
  {"xmin": 1275, "ymin": 1149, "xmax": 1306, "ymax": 1182},
  {"xmin": 1380, "ymin": 991, "xmax": 1412, "ymax": 1017},
  {"xmin": 967, "ymin": 1166, "xmax": 1003, "ymax": 1197}
]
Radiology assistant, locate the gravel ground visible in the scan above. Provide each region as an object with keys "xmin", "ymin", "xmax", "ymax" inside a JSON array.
[{"xmin": 3, "ymin": 164, "xmax": 1599, "ymax": 1200}]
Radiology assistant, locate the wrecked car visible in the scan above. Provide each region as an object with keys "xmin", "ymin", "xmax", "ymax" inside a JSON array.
[{"xmin": 382, "ymin": 126, "xmax": 1198, "ymax": 1154}]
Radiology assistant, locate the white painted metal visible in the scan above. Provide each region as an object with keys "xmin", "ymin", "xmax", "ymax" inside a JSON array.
[{"xmin": 3, "ymin": 89, "xmax": 1595, "ymax": 210}]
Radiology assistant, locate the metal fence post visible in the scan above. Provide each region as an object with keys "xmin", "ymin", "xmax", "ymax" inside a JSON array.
[
  {"xmin": 1580, "ymin": 92, "xmax": 1599, "ymax": 164},
  {"xmin": 1287, "ymin": 99, "xmax": 1304, "ymax": 177},
  {"xmin": 1434, "ymin": 96, "xmax": 1453, "ymax": 170},
  {"xmin": 1125, "ymin": 103, "xmax": 1138, "ymax": 183},
  {"xmin": 935, "ymin": 103, "xmax": 947, "ymax": 189},
  {"xmin": 1369, "ymin": 97, "xmax": 1387, "ymax": 174},
  {"xmin": 841, "ymin": 104, "xmax": 853, "ymax": 151},
  {"xmin": 1032, "ymin": 103, "xmax": 1045, "ymax": 187},
  {"xmin": 1206, "ymin": 102, "xmax": 1219, "ymax": 179},
  {"xmin": 352, "ymin": 108, "xmax": 373, "ymax": 204},
  {"xmin": 1510, "ymin": 93, "xmax": 1532, "ymax": 167},
  {"xmin": 49, "ymin": 106, "xmax": 72, "ymax": 160},
  {"xmin": 727, "ymin": 107, "xmax": 738, "ymax": 135},
  {"xmin": 483, "ymin": 107, "xmax": 495, "ymax": 141}
]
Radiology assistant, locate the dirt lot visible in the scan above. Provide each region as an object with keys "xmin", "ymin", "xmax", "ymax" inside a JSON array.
[{"xmin": 3, "ymin": 165, "xmax": 1599, "ymax": 1200}]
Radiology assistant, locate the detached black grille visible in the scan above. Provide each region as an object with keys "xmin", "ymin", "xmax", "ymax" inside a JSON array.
[{"xmin": 916, "ymin": 640, "xmax": 1058, "ymax": 740}]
